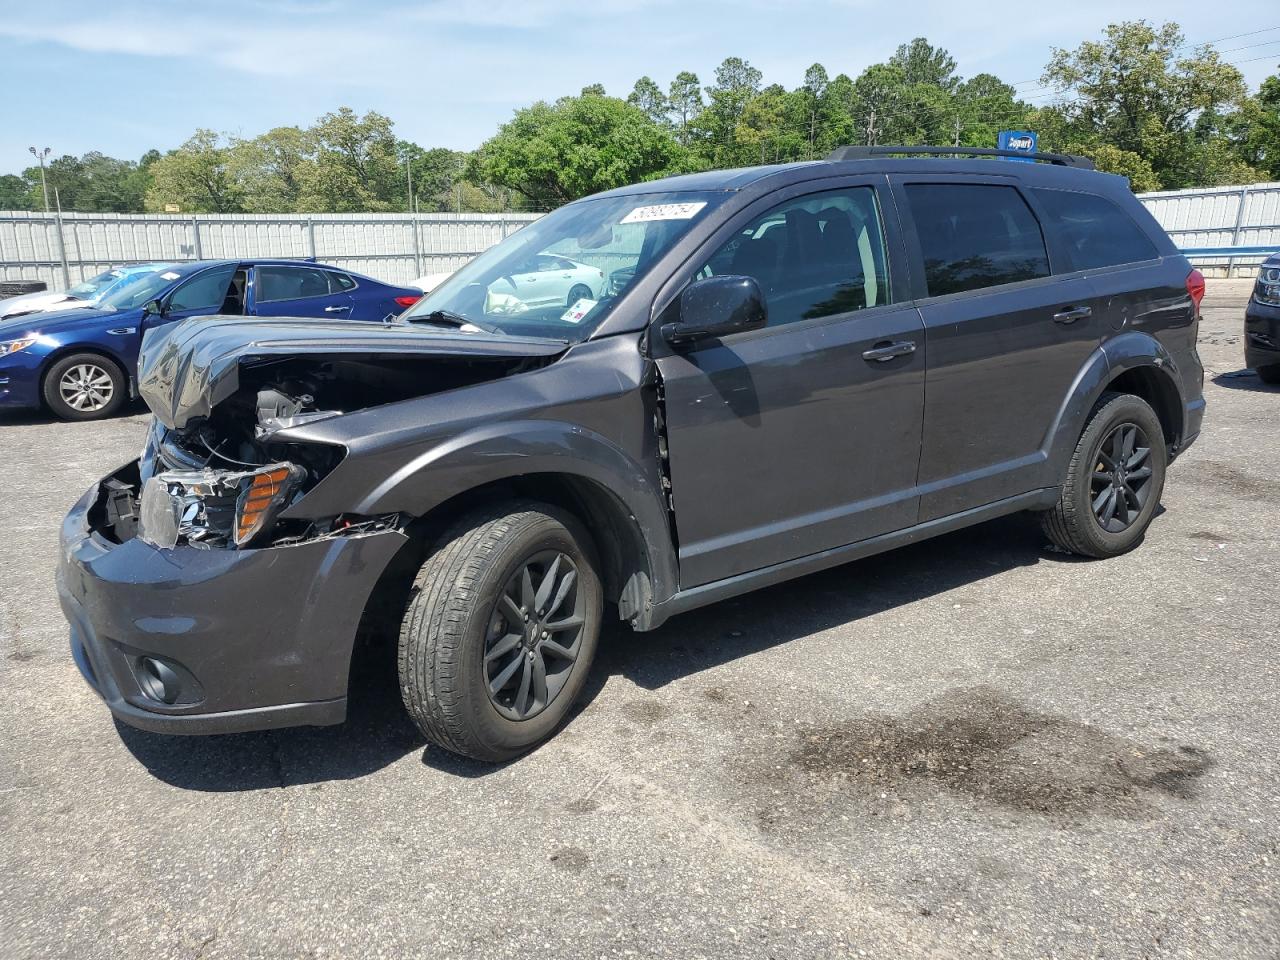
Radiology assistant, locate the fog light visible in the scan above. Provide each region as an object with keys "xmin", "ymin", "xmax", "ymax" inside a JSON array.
[{"xmin": 137, "ymin": 656, "xmax": 182, "ymax": 705}]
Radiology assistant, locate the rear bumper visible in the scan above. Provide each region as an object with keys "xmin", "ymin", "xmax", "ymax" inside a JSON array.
[
  {"xmin": 1245, "ymin": 298, "xmax": 1280, "ymax": 369},
  {"xmin": 57, "ymin": 472, "xmax": 408, "ymax": 735}
]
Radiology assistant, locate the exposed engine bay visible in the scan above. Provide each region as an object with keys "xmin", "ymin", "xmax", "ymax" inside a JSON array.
[{"xmin": 98, "ymin": 345, "xmax": 561, "ymax": 551}]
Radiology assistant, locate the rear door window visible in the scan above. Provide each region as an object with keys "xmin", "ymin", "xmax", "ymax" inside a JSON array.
[
  {"xmin": 697, "ymin": 186, "xmax": 893, "ymax": 328},
  {"xmin": 256, "ymin": 266, "xmax": 335, "ymax": 302},
  {"xmin": 1032, "ymin": 188, "xmax": 1159, "ymax": 270},
  {"xmin": 904, "ymin": 183, "xmax": 1050, "ymax": 297}
]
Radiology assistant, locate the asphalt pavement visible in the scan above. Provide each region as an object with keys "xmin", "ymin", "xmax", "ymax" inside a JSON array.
[{"xmin": 1, "ymin": 282, "xmax": 1276, "ymax": 959}]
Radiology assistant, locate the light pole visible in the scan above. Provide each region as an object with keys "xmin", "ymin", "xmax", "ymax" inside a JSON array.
[{"xmin": 28, "ymin": 146, "xmax": 51, "ymax": 212}]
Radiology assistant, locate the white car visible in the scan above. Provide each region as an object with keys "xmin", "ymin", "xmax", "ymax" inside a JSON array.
[
  {"xmin": 410, "ymin": 271, "xmax": 454, "ymax": 295},
  {"xmin": 0, "ymin": 263, "xmax": 167, "ymax": 320},
  {"xmin": 488, "ymin": 254, "xmax": 604, "ymax": 309}
]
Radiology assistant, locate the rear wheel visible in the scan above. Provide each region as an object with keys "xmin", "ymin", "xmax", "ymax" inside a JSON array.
[
  {"xmin": 567, "ymin": 284, "xmax": 593, "ymax": 306},
  {"xmin": 42, "ymin": 352, "xmax": 127, "ymax": 421},
  {"xmin": 1039, "ymin": 391, "xmax": 1167, "ymax": 558},
  {"xmin": 398, "ymin": 502, "xmax": 602, "ymax": 761},
  {"xmin": 1256, "ymin": 363, "xmax": 1280, "ymax": 385}
]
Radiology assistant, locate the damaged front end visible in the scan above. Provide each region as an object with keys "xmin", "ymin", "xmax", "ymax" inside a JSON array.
[{"xmin": 94, "ymin": 315, "xmax": 567, "ymax": 551}]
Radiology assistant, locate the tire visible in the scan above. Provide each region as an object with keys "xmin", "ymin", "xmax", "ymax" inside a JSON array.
[
  {"xmin": 42, "ymin": 352, "xmax": 127, "ymax": 421},
  {"xmin": 398, "ymin": 502, "xmax": 603, "ymax": 762},
  {"xmin": 1256, "ymin": 364, "xmax": 1280, "ymax": 385},
  {"xmin": 1039, "ymin": 391, "xmax": 1167, "ymax": 559},
  {"xmin": 567, "ymin": 284, "xmax": 593, "ymax": 307}
]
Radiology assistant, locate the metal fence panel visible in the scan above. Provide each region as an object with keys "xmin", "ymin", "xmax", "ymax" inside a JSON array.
[
  {"xmin": 1137, "ymin": 182, "xmax": 1280, "ymax": 276},
  {"xmin": 3, "ymin": 183, "xmax": 1279, "ymax": 289},
  {"xmin": 0, "ymin": 210, "xmax": 541, "ymax": 289}
]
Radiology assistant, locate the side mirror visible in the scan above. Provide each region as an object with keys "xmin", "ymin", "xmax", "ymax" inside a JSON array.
[
  {"xmin": 662, "ymin": 275, "xmax": 767, "ymax": 344},
  {"xmin": 142, "ymin": 298, "xmax": 166, "ymax": 317}
]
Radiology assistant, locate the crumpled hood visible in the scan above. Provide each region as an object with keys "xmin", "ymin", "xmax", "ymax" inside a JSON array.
[
  {"xmin": 138, "ymin": 315, "xmax": 568, "ymax": 430},
  {"xmin": 0, "ymin": 290, "xmax": 76, "ymax": 320}
]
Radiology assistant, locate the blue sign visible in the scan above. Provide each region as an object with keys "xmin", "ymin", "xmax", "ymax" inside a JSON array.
[{"xmin": 998, "ymin": 130, "xmax": 1038, "ymax": 161}]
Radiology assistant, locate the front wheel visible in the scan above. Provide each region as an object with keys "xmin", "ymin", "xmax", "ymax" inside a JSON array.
[
  {"xmin": 567, "ymin": 284, "xmax": 593, "ymax": 306},
  {"xmin": 398, "ymin": 503, "xmax": 602, "ymax": 761},
  {"xmin": 42, "ymin": 352, "xmax": 127, "ymax": 421},
  {"xmin": 1039, "ymin": 391, "xmax": 1167, "ymax": 558}
]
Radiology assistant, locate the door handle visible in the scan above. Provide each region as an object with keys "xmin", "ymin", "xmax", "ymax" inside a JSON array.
[
  {"xmin": 1052, "ymin": 305, "xmax": 1092, "ymax": 324},
  {"xmin": 862, "ymin": 340, "xmax": 917, "ymax": 362},
  {"xmin": 324, "ymin": 305, "xmax": 350, "ymax": 313}
]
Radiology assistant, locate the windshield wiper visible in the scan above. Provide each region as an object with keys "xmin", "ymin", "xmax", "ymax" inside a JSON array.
[{"xmin": 411, "ymin": 309, "xmax": 504, "ymax": 335}]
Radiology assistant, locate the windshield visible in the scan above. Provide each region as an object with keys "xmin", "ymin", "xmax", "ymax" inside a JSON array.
[
  {"xmin": 401, "ymin": 191, "xmax": 726, "ymax": 340},
  {"xmin": 65, "ymin": 269, "xmax": 126, "ymax": 300},
  {"xmin": 96, "ymin": 268, "xmax": 181, "ymax": 310}
]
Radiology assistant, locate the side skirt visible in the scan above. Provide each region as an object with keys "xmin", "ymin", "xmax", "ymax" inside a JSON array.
[{"xmin": 638, "ymin": 487, "xmax": 1058, "ymax": 631}]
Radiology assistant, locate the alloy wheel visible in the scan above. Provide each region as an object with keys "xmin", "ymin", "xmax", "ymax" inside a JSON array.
[
  {"xmin": 483, "ymin": 550, "xmax": 585, "ymax": 721},
  {"xmin": 1090, "ymin": 421, "xmax": 1154, "ymax": 533},
  {"xmin": 58, "ymin": 363, "xmax": 115, "ymax": 413}
]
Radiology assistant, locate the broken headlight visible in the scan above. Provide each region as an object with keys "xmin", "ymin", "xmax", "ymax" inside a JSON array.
[{"xmin": 138, "ymin": 462, "xmax": 305, "ymax": 550}]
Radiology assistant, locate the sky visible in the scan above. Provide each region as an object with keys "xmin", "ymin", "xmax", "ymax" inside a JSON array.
[{"xmin": 1, "ymin": 0, "xmax": 1277, "ymax": 175}]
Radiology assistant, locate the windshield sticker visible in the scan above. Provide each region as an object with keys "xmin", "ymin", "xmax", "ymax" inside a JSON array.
[
  {"xmin": 620, "ymin": 202, "xmax": 707, "ymax": 224},
  {"xmin": 160, "ymin": 271, "xmax": 181, "ymax": 280},
  {"xmin": 561, "ymin": 299, "xmax": 597, "ymax": 324}
]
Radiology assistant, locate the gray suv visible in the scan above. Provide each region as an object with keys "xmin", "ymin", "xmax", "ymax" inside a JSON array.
[{"xmin": 58, "ymin": 146, "xmax": 1206, "ymax": 761}]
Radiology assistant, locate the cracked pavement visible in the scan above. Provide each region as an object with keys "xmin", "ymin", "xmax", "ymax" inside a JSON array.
[{"xmin": 1, "ymin": 282, "xmax": 1277, "ymax": 958}]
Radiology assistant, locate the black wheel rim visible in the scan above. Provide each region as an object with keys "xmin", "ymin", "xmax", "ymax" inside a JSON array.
[
  {"xmin": 483, "ymin": 550, "xmax": 585, "ymax": 721},
  {"xmin": 1089, "ymin": 421, "xmax": 1154, "ymax": 533}
]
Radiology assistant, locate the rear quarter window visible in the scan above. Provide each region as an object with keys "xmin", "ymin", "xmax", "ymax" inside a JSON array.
[{"xmin": 1032, "ymin": 188, "xmax": 1159, "ymax": 271}]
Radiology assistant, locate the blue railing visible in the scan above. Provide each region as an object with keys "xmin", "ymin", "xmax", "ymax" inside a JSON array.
[{"xmin": 1178, "ymin": 245, "xmax": 1276, "ymax": 257}]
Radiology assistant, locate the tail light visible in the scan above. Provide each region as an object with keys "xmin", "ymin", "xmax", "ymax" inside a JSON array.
[
  {"xmin": 1186, "ymin": 269, "xmax": 1205, "ymax": 312},
  {"xmin": 394, "ymin": 294, "xmax": 422, "ymax": 308}
]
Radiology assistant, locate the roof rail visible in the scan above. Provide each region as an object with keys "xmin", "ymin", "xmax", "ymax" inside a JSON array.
[{"xmin": 826, "ymin": 145, "xmax": 1096, "ymax": 170}]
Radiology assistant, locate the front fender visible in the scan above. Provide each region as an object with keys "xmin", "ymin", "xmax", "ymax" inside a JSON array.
[
  {"xmin": 300, "ymin": 419, "xmax": 679, "ymax": 612},
  {"xmin": 1042, "ymin": 332, "xmax": 1185, "ymax": 482}
]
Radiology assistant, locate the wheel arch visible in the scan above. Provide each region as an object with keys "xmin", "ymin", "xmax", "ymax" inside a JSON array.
[
  {"xmin": 37, "ymin": 343, "xmax": 133, "ymax": 406},
  {"xmin": 329, "ymin": 420, "xmax": 679, "ymax": 628},
  {"xmin": 1044, "ymin": 334, "xmax": 1186, "ymax": 481}
]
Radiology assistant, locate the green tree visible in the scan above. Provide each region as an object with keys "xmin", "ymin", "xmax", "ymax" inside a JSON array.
[
  {"xmin": 1041, "ymin": 20, "xmax": 1250, "ymax": 188},
  {"xmin": 698, "ymin": 57, "xmax": 764, "ymax": 166},
  {"xmin": 889, "ymin": 37, "xmax": 959, "ymax": 91},
  {"xmin": 470, "ymin": 94, "xmax": 687, "ymax": 207},
  {"xmin": 226, "ymin": 126, "xmax": 310, "ymax": 213},
  {"xmin": 628, "ymin": 76, "xmax": 670, "ymax": 127},
  {"xmin": 667, "ymin": 71, "xmax": 704, "ymax": 144},
  {"xmin": 952, "ymin": 73, "xmax": 1032, "ymax": 147},
  {"xmin": 299, "ymin": 107, "xmax": 401, "ymax": 212},
  {"xmin": 146, "ymin": 130, "xmax": 242, "ymax": 212},
  {"xmin": 735, "ymin": 84, "xmax": 791, "ymax": 164},
  {"xmin": 1231, "ymin": 74, "xmax": 1280, "ymax": 179},
  {"xmin": 0, "ymin": 174, "xmax": 32, "ymax": 210}
]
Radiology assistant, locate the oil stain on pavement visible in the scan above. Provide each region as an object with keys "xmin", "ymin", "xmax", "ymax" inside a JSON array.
[{"xmin": 760, "ymin": 686, "xmax": 1210, "ymax": 824}]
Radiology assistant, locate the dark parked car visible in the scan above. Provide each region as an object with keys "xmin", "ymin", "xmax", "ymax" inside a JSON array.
[
  {"xmin": 1245, "ymin": 254, "xmax": 1280, "ymax": 384},
  {"xmin": 0, "ymin": 259, "xmax": 422, "ymax": 421},
  {"xmin": 59, "ymin": 146, "xmax": 1205, "ymax": 761}
]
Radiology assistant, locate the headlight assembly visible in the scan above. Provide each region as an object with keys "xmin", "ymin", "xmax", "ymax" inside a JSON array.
[
  {"xmin": 1258, "ymin": 265, "xmax": 1280, "ymax": 306},
  {"xmin": 138, "ymin": 462, "xmax": 305, "ymax": 550},
  {"xmin": 0, "ymin": 336, "xmax": 37, "ymax": 357}
]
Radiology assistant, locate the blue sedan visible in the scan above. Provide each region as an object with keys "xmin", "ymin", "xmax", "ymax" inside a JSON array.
[{"xmin": 0, "ymin": 259, "xmax": 423, "ymax": 420}]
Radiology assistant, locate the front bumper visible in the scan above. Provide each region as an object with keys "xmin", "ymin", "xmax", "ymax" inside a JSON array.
[
  {"xmin": 0, "ymin": 348, "xmax": 45, "ymax": 409},
  {"xmin": 1245, "ymin": 298, "xmax": 1280, "ymax": 370},
  {"xmin": 57, "ymin": 470, "xmax": 408, "ymax": 735}
]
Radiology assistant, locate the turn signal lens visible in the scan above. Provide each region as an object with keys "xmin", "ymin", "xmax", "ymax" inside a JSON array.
[{"xmin": 234, "ymin": 464, "xmax": 299, "ymax": 546}]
